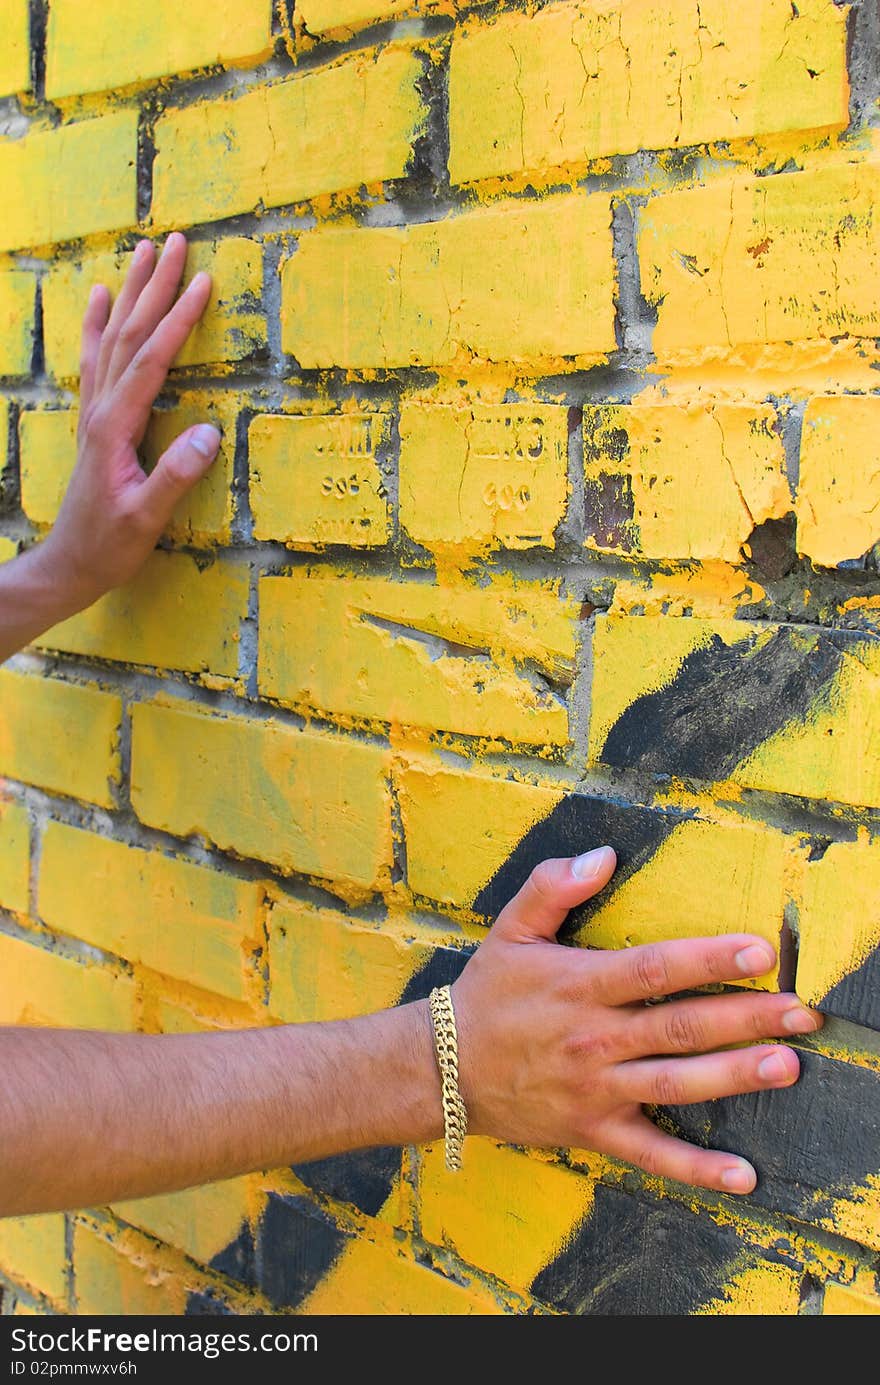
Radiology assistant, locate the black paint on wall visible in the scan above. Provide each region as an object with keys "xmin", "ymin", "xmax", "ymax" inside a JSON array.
[
  {"xmin": 820, "ymin": 944, "xmax": 880, "ymax": 1031},
  {"xmin": 210, "ymin": 1223, "xmax": 256, "ymax": 1288},
  {"xmin": 292, "ymin": 1146, "xmax": 403, "ymax": 1218},
  {"xmin": 256, "ymin": 1192, "xmax": 350, "ymax": 1310}
]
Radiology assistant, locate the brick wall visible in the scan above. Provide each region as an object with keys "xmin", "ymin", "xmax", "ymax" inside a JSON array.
[{"xmin": 0, "ymin": 0, "xmax": 879, "ymax": 1316}]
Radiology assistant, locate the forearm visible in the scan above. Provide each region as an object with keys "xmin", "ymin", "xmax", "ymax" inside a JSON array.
[
  {"xmin": 0, "ymin": 541, "xmax": 88, "ymax": 665},
  {"xmin": 0, "ymin": 1006, "xmax": 441, "ymax": 1216}
]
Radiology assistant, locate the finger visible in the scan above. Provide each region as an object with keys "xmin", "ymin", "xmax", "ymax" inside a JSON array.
[
  {"xmin": 103, "ymin": 231, "xmax": 191, "ymax": 390},
  {"xmin": 614, "ymin": 1042, "xmax": 800, "ymax": 1107},
  {"xmin": 588, "ymin": 933, "xmax": 778, "ymax": 1007},
  {"xmin": 620, "ymin": 990, "xmax": 824, "ymax": 1059},
  {"xmin": 491, "ymin": 847, "xmax": 617, "ymax": 943},
  {"xmin": 77, "ymin": 284, "xmax": 111, "ymax": 424},
  {"xmin": 112, "ymin": 272, "xmax": 213, "ymax": 435},
  {"xmin": 134, "ymin": 423, "xmax": 221, "ymax": 534},
  {"xmin": 92, "ymin": 239, "xmax": 156, "ymax": 397},
  {"xmin": 604, "ymin": 1111, "xmax": 759, "ymax": 1195}
]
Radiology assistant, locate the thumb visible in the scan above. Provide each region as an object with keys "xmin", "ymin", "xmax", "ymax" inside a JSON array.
[
  {"xmin": 139, "ymin": 423, "xmax": 221, "ymax": 526},
  {"xmin": 491, "ymin": 846, "xmax": 617, "ymax": 943}
]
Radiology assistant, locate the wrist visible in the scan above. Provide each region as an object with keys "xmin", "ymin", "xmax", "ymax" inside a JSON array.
[{"xmin": 33, "ymin": 529, "xmax": 105, "ymax": 618}]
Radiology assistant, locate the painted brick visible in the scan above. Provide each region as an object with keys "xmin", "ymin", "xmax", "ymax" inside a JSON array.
[
  {"xmin": 46, "ymin": 0, "xmax": 273, "ymax": 99},
  {"xmin": 0, "ymin": 112, "xmax": 137, "ymax": 254},
  {"xmin": 297, "ymin": 0, "xmax": 447, "ymax": 32},
  {"xmin": 824, "ymin": 1281, "xmax": 880, "ymax": 1314},
  {"xmin": 268, "ymin": 901, "xmax": 437, "ymax": 1022},
  {"xmin": 42, "ymin": 238, "xmax": 265, "ymax": 382},
  {"xmin": 250, "ymin": 413, "xmax": 390, "ymax": 548},
  {"xmin": 0, "ymin": 1215, "xmax": 67, "ymax": 1306},
  {"xmin": 151, "ymin": 47, "xmax": 425, "ymax": 228},
  {"xmin": 18, "ymin": 408, "xmax": 77, "ymax": 526},
  {"xmin": 0, "ymin": 0, "xmax": 29, "ymax": 96},
  {"xmin": 281, "ymin": 193, "xmax": 615, "ymax": 369},
  {"xmin": 73, "ymin": 1225, "xmax": 188, "ymax": 1315},
  {"xmin": 396, "ymin": 761, "xmax": 563, "ymax": 909},
  {"xmin": 36, "ymin": 552, "xmax": 247, "ymax": 679},
  {"xmin": 421, "ymin": 1139, "xmax": 595, "ymax": 1293},
  {"xmin": 449, "ymin": 0, "xmax": 848, "ymax": 185},
  {"xmin": 39, "ymin": 823, "xmax": 264, "ymax": 1001},
  {"xmin": 0, "ymin": 269, "xmax": 35, "ymax": 374},
  {"xmin": 0, "ymin": 932, "xmax": 134, "ymax": 1029},
  {"xmin": 639, "ymin": 160, "xmax": 880, "ymax": 360},
  {"xmin": 130, "ymin": 701, "xmax": 392, "ymax": 890},
  {"xmin": 0, "ymin": 537, "xmax": 17, "ymax": 563},
  {"xmin": 797, "ymin": 396, "xmax": 880, "ymax": 568},
  {"xmin": 258, "ymin": 570, "xmax": 577, "ymax": 744},
  {"xmin": 794, "ymin": 836, "xmax": 880, "ymax": 1030},
  {"xmin": 113, "ymin": 1179, "xmax": 254, "ymax": 1270},
  {"xmin": 399, "ymin": 402, "xmax": 569, "ymax": 552},
  {"xmin": 589, "ymin": 614, "xmax": 880, "ymax": 809},
  {"xmin": 582, "ymin": 402, "xmax": 790, "ymax": 561},
  {"xmin": 0, "ymin": 800, "xmax": 29, "ymax": 915},
  {"xmin": 0, "ymin": 671, "xmax": 120, "ymax": 807}
]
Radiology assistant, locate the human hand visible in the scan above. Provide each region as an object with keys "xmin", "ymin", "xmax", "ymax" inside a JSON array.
[
  {"xmin": 38, "ymin": 232, "xmax": 220, "ymax": 610},
  {"xmin": 452, "ymin": 846, "xmax": 823, "ymax": 1194}
]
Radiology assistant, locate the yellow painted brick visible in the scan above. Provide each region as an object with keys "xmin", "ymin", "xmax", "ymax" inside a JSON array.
[
  {"xmin": 697, "ymin": 1262, "xmax": 804, "ymax": 1315},
  {"xmin": 250, "ymin": 413, "xmax": 390, "ymax": 548},
  {"xmin": 0, "ymin": 268, "xmax": 35, "ymax": 374},
  {"xmin": 37, "ymin": 552, "xmax": 246, "ymax": 679},
  {"xmin": 73, "ymin": 1226, "xmax": 188, "ymax": 1315},
  {"xmin": 570, "ymin": 815, "xmax": 790, "ymax": 989},
  {"xmin": 258, "ymin": 570, "xmax": 577, "ymax": 744},
  {"xmin": 46, "ymin": 0, "xmax": 273, "ymax": 99},
  {"xmin": 0, "ymin": 671, "xmax": 120, "ymax": 807},
  {"xmin": 131, "ymin": 701, "xmax": 392, "ymax": 890},
  {"xmin": 797, "ymin": 396, "xmax": 880, "ymax": 568},
  {"xmin": 142, "ymin": 394, "xmax": 238, "ymax": 545},
  {"xmin": 421, "ymin": 1139, "xmax": 594, "ymax": 1292},
  {"xmin": 43, "ymin": 238, "xmax": 265, "ymax": 382},
  {"xmin": 824, "ymin": 1281, "xmax": 880, "ymax": 1314},
  {"xmin": 0, "ymin": 1, "xmax": 29, "ymax": 95},
  {"xmin": 298, "ymin": 0, "xmax": 449, "ymax": 32},
  {"xmin": 0, "ymin": 537, "xmax": 17, "ymax": 563},
  {"xmin": 301, "ymin": 1235, "xmax": 505, "ymax": 1314},
  {"xmin": 39, "ymin": 823, "xmax": 264, "ymax": 1001},
  {"xmin": 396, "ymin": 762, "xmax": 563, "ymax": 908},
  {"xmin": 583, "ymin": 402, "xmax": 790, "ymax": 561},
  {"xmin": 19, "ymin": 408, "xmax": 77, "ymax": 526},
  {"xmin": 113, "ymin": 1179, "xmax": 253, "ymax": 1266},
  {"xmin": 794, "ymin": 838, "xmax": 880, "ymax": 1012},
  {"xmin": 590, "ymin": 614, "xmax": 880, "ymax": 809},
  {"xmin": 449, "ymin": 0, "xmax": 848, "ymax": 185},
  {"xmin": 399, "ymin": 402, "xmax": 569, "ymax": 552},
  {"xmin": 0, "ymin": 1215, "xmax": 67, "ymax": 1306},
  {"xmin": 151, "ymin": 46, "xmax": 424, "ymax": 228},
  {"xmin": 0, "ymin": 800, "xmax": 29, "ymax": 914},
  {"xmin": 282, "ymin": 193, "xmax": 615, "ymax": 369},
  {"xmin": 639, "ymin": 160, "xmax": 880, "ymax": 361},
  {"xmin": 0, "ymin": 112, "xmax": 136, "ymax": 254},
  {"xmin": 0, "ymin": 932, "xmax": 134, "ymax": 1029},
  {"xmin": 268, "ymin": 901, "xmax": 436, "ymax": 1022}
]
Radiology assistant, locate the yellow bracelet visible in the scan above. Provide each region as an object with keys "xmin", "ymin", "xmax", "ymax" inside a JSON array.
[{"xmin": 428, "ymin": 985, "xmax": 468, "ymax": 1172}]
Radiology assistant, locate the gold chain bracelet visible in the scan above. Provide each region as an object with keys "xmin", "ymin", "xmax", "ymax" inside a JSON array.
[{"xmin": 428, "ymin": 984, "xmax": 468, "ymax": 1172}]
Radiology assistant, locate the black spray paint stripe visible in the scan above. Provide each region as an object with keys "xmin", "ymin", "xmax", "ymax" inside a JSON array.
[
  {"xmin": 821, "ymin": 949, "xmax": 880, "ymax": 1031},
  {"xmin": 598, "ymin": 625, "xmax": 848, "ymax": 781},
  {"xmin": 530, "ymin": 1181, "xmax": 801, "ymax": 1316}
]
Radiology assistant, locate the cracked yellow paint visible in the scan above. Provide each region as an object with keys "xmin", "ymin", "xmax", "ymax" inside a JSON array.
[
  {"xmin": 151, "ymin": 47, "xmax": 425, "ymax": 228},
  {"xmin": 250, "ymin": 413, "xmax": 390, "ymax": 548},
  {"xmin": 795, "ymin": 836, "xmax": 880, "ymax": 1010},
  {"xmin": 823, "ymin": 1175, "xmax": 880, "ymax": 1254},
  {"xmin": 583, "ymin": 401, "xmax": 789, "ymax": 561},
  {"xmin": 399, "ymin": 401, "xmax": 569, "ymax": 553},
  {"xmin": 797, "ymin": 395, "xmax": 880, "ymax": 567},
  {"xmin": 259, "ymin": 570, "xmax": 577, "ymax": 744},
  {"xmin": 46, "ymin": 0, "xmax": 273, "ymax": 98},
  {"xmin": 639, "ymin": 157, "xmax": 880, "ymax": 363},
  {"xmin": 281, "ymin": 193, "xmax": 615, "ymax": 369},
  {"xmin": 450, "ymin": 0, "xmax": 848, "ymax": 184}
]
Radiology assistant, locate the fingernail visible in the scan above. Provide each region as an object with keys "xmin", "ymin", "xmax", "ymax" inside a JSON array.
[
  {"xmin": 720, "ymin": 1162, "xmax": 755, "ymax": 1194},
  {"xmin": 758, "ymin": 1051, "xmax": 791, "ymax": 1082},
  {"xmin": 782, "ymin": 1005, "xmax": 818, "ymax": 1034},
  {"xmin": 186, "ymin": 271, "xmax": 211, "ymax": 294},
  {"xmin": 132, "ymin": 239, "xmax": 150, "ymax": 261},
  {"xmin": 571, "ymin": 846, "xmax": 615, "ymax": 881},
  {"xmin": 734, "ymin": 943, "xmax": 775, "ymax": 976},
  {"xmin": 190, "ymin": 424, "xmax": 221, "ymax": 457}
]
